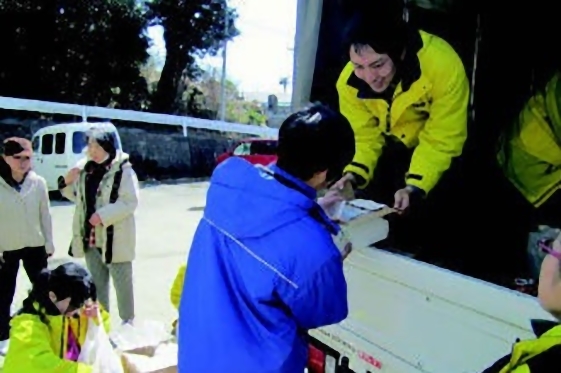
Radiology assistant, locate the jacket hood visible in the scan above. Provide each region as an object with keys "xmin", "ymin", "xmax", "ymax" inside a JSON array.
[
  {"xmin": 204, "ymin": 158, "xmax": 337, "ymax": 239},
  {"xmin": 108, "ymin": 151, "xmax": 131, "ymax": 173}
]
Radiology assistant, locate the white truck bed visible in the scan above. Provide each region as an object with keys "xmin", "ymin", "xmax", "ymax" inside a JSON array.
[{"xmin": 310, "ymin": 245, "xmax": 555, "ymax": 372}]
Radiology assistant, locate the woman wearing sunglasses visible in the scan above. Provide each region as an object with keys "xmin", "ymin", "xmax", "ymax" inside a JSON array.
[
  {"xmin": 0, "ymin": 137, "xmax": 54, "ymax": 355},
  {"xmin": 481, "ymin": 238, "xmax": 561, "ymax": 373},
  {"xmin": 2, "ymin": 262, "xmax": 110, "ymax": 372}
]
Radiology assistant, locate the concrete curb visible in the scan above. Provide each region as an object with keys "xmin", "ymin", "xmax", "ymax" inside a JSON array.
[{"xmin": 139, "ymin": 177, "xmax": 210, "ymax": 188}]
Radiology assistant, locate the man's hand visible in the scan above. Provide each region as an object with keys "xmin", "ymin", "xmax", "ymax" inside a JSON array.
[
  {"xmin": 64, "ymin": 167, "xmax": 81, "ymax": 186},
  {"xmin": 341, "ymin": 242, "xmax": 352, "ymax": 260},
  {"xmin": 330, "ymin": 173, "xmax": 355, "ymax": 192},
  {"xmin": 89, "ymin": 213, "xmax": 103, "ymax": 227},
  {"xmin": 318, "ymin": 189, "xmax": 344, "ymax": 219},
  {"xmin": 393, "ymin": 186, "xmax": 417, "ymax": 214}
]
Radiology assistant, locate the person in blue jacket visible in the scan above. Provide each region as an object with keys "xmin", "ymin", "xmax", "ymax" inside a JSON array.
[{"xmin": 177, "ymin": 103, "xmax": 355, "ymax": 373}]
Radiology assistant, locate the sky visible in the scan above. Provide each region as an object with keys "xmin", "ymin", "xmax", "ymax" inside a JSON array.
[{"xmin": 146, "ymin": 0, "xmax": 297, "ymax": 97}]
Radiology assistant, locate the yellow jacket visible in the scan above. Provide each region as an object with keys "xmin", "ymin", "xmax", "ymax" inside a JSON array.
[
  {"xmin": 498, "ymin": 72, "xmax": 561, "ymax": 207},
  {"xmin": 3, "ymin": 308, "xmax": 111, "ymax": 373},
  {"xmin": 170, "ymin": 264, "xmax": 186, "ymax": 310},
  {"xmin": 338, "ymin": 30, "xmax": 469, "ymax": 193},
  {"xmin": 494, "ymin": 323, "xmax": 561, "ymax": 373}
]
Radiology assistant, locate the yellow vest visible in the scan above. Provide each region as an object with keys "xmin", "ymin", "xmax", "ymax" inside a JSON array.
[
  {"xmin": 337, "ymin": 30, "xmax": 469, "ymax": 193},
  {"xmin": 498, "ymin": 72, "xmax": 561, "ymax": 207}
]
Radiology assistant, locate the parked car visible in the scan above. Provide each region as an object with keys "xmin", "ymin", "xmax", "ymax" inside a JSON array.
[{"xmin": 216, "ymin": 138, "xmax": 278, "ymax": 166}]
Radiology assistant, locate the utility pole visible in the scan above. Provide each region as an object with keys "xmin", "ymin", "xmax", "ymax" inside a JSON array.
[{"xmin": 219, "ymin": 2, "xmax": 229, "ymax": 122}]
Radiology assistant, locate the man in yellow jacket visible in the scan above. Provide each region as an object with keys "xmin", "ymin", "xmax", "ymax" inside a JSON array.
[
  {"xmin": 497, "ymin": 71, "xmax": 561, "ymax": 279},
  {"xmin": 332, "ymin": 10, "xmax": 469, "ymax": 213},
  {"xmin": 498, "ymin": 72, "xmax": 561, "ymax": 217}
]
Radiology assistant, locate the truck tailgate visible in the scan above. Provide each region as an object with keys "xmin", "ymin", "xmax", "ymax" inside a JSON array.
[{"xmin": 310, "ymin": 247, "xmax": 555, "ymax": 373}]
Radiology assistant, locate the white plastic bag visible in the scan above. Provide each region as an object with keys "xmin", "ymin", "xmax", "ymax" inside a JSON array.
[
  {"xmin": 109, "ymin": 320, "xmax": 170, "ymax": 357},
  {"xmin": 78, "ymin": 313, "xmax": 124, "ymax": 373},
  {"xmin": 121, "ymin": 343, "xmax": 178, "ymax": 373}
]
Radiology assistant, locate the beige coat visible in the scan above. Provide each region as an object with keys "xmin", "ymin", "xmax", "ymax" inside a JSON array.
[
  {"xmin": 62, "ymin": 152, "xmax": 139, "ymax": 263},
  {"xmin": 0, "ymin": 171, "xmax": 54, "ymax": 254}
]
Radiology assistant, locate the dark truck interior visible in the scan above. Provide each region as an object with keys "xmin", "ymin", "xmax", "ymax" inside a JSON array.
[{"xmin": 311, "ymin": 0, "xmax": 561, "ymax": 288}]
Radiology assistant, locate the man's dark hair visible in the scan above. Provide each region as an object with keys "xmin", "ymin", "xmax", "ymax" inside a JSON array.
[
  {"xmin": 276, "ymin": 103, "xmax": 355, "ymax": 181},
  {"xmin": 343, "ymin": 2, "xmax": 409, "ymax": 63}
]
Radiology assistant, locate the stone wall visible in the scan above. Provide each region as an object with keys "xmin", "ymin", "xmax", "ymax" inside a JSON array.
[{"xmin": 0, "ymin": 119, "xmax": 241, "ymax": 181}]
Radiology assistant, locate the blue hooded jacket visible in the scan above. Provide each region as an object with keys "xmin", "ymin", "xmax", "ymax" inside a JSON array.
[{"xmin": 177, "ymin": 158, "xmax": 348, "ymax": 373}]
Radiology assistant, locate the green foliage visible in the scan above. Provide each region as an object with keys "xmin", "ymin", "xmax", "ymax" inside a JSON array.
[
  {"xmin": 227, "ymin": 100, "xmax": 267, "ymax": 125},
  {"xmin": 0, "ymin": 0, "xmax": 150, "ymax": 109},
  {"xmin": 181, "ymin": 68, "xmax": 266, "ymax": 125}
]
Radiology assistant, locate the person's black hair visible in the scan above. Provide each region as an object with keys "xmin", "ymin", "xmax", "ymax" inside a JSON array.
[
  {"xmin": 2, "ymin": 140, "xmax": 25, "ymax": 157},
  {"xmin": 276, "ymin": 103, "xmax": 355, "ymax": 181},
  {"xmin": 87, "ymin": 128, "xmax": 118, "ymax": 160},
  {"xmin": 342, "ymin": 2, "xmax": 409, "ymax": 64},
  {"xmin": 19, "ymin": 262, "xmax": 96, "ymax": 325}
]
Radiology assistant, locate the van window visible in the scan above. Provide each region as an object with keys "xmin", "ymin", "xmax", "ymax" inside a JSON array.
[
  {"xmin": 41, "ymin": 134, "xmax": 53, "ymax": 155},
  {"xmin": 73, "ymin": 131, "xmax": 87, "ymax": 154},
  {"xmin": 55, "ymin": 133, "xmax": 66, "ymax": 154}
]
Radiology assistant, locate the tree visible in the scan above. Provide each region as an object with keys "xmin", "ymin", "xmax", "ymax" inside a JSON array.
[
  {"xmin": 146, "ymin": 0, "xmax": 239, "ymax": 114},
  {"xmin": 178, "ymin": 68, "xmax": 266, "ymax": 125},
  {"xmin": 141, "ymin": 56, "xmax": 163, "ymax": 94},
  {"xmin": 0, "ymin": 0, "xmax": 150, "ymax": 110}
]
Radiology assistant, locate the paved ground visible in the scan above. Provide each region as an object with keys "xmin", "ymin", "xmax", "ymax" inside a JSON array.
[{"xmin": 11, "ymin": 181, "xmax": 209, "ymax": 329}]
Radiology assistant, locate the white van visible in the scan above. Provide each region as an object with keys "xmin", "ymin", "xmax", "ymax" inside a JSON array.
[{"xmin": 31, "ymin": 122, "xmax": 122, "ymax": 191}]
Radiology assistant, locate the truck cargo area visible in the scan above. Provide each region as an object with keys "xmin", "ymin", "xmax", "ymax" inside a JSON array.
[{"xmin": 295, "ymin": 0, "xmax": 560, "ymax": 372}]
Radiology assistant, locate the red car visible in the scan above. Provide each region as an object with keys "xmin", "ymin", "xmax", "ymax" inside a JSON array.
[{"xmin": 216, "ymin": 138, "xmax": 278, "ymax": 166}]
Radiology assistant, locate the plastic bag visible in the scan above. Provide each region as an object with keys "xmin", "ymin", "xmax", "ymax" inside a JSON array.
[
  {"xmin": 78, "ymin": 312, "xmax": 124, "ymax": 373},
  {"xmin": 121, "ymin": 343, "xmax": 178, "ymax": 373},
  {"xmin": 110, "ymin": 320, "xmax": 170, "ymax": 357}
]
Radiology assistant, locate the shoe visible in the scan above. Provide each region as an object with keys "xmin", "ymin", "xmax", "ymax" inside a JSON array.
[
  {"xmin": 121, "ymin": 319, "xmax": 134, "ymax": 326},
  {"xmin": 0, "ymin": 339, "xmax": 9, "ymax": 356}
]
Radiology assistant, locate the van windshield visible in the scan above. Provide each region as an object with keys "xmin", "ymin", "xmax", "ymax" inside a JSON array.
[
  {"xmin": 73, "ymin": 130, "xmax": 121, "ymax": 154},
  {"xmin": 72, "ymin": 131, "xmax": 88, "ymax": 154}
]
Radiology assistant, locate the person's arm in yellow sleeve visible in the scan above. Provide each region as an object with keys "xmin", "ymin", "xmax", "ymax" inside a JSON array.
[
  {"xmin": 170, "ymin": 265, "xmax": 186, "ymax": 310},
  {"xmin": 406, "ymin": 56, "xmax": 469, "ymax": 194},
  {"xmin": 4, "ymin": 315, "xmax": 92, "ymax": 373},
  {"xmin": 337, "ymin": 73, "xmax": 386, "ymax": 189}
]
